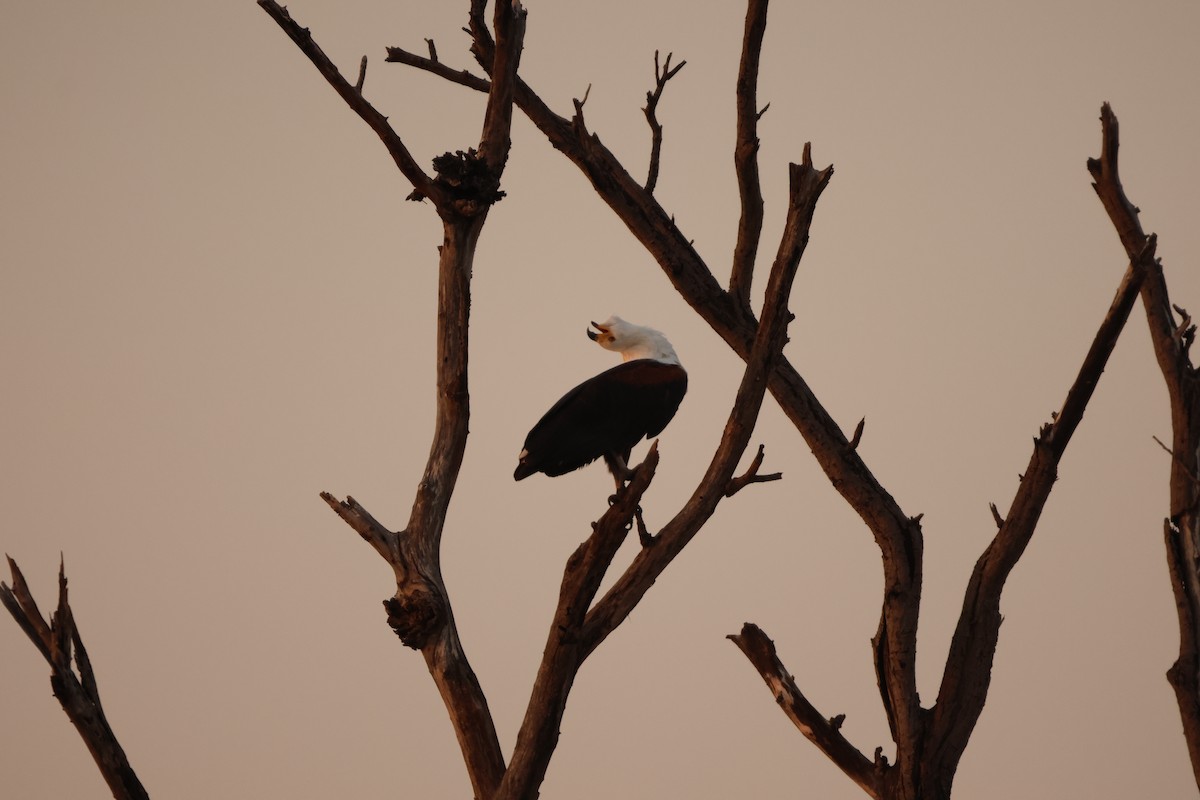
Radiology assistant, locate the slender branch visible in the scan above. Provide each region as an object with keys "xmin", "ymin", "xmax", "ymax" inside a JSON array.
[
  {"xmin": 257, "ymin": 0, "xmax": 442, "ymax": 205},
  {"xmin": 1088, "ymin": 102, "xmax": 1200, "ymax": 789},
  {"xmin": 1, "ymin": 558, "xmax": 149, "ymax": 800},
  {"xmin": 386, "ymin": 46, "xmax": 491, "ymax": 92},
  {"xmin": 730, "ymin": 623, "xmax": 879, "ymax": 799},
  {"xmin": 729, "ymin": 0, "xmax": 769, "ymax": 310},
  {"xmin": 643, "ymin": 50, "xmax": 686, "ymax": 194},
  {"xmin": 928, "ymin": 243, "xmax": 1150, "ymax": 777},
  {"xmin": 725, "ymin": 443, "xmax": 783, "ymax": 497},
  {"xmin": 355, "ymin": 55, "xmax": 367, "ymax": 93},
  {"xmin": 477, "ymin": 0, "xmax": 527, "ymax": 173},
  {"xmin": 494, "ymin": 448, "xmax": 658, "ymax": 800}
]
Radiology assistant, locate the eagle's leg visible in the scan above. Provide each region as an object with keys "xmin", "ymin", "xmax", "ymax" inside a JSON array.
[{"xmin": 602, "ymin": 451, "xmax": 638, "ymax": 491}]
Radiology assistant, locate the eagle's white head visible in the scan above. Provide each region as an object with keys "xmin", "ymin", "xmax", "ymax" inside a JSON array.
[{"xmin": 588, "ymin": 316, "xmax": 681, "ymax": 366}]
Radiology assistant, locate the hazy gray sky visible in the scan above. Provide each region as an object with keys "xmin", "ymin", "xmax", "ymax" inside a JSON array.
[{"xmin": 3, "ymin": 1, "xmax": 1200, "ymax": 798}]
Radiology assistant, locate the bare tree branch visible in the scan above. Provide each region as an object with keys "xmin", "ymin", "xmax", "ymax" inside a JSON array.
[
  {"xmin": 730, "ymin": 623, "xmax": 879, "ymax": 799},
  {"xmin": 725, "ymin": 443, "xmax": 783, "ymax": 497},
  {"xmin": 494, "ymin": 447, "xmax": 659, "ymax": 800},
  {"xmin": 927, "ymin": 242, "xmax": 1150, "ymax": 779},
  {"xmin": 477, "ymin": 0, "xmax": 526, "ymax": 173},
  {"xmin": 386, "ymin": 46, "xmax": 491, "ymax": 92},
  {"xmin": 643, "ymin": 50, "xmax": 686, "ymax": 194},
  {"xmin": 1087, "ymin": 101, "xmax": 1200, "ymax": 789},
  {"xmin": 1, "ymin": 558, "xmax": 149, "ymax": 800},
  {"xmin": 729, "ymin": 0, "xmax": 769, "ymax": 310},
  {"xmin": 257, "ymin": 0, "xmax": 442, "ymax": 205}
]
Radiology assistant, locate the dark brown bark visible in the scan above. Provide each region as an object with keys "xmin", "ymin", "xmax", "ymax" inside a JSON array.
[
  {"xmin": 1086, "ymin": 102, "xmax": 1200, "ymax": 790},
  {"xmin": 1, "ymin": 558, "xmax": 149, "ymax": 800},
  {"xmin": 729, "ymin": 0, "xmax": 768, "ymax": 311}
]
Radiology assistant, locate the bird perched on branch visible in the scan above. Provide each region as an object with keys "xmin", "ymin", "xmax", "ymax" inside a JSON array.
[{"xmin": 514, "ymin": 316, "xmax": 688, "ymax": 487}]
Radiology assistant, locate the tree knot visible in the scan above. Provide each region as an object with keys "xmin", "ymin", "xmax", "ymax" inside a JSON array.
[
  {"xmin": 383, "ymin": 585, "xmax": 446, "ymax": 650},
  {"xmin": 407, "ymin": 148, "xmax": 506, "ymax": 213}
]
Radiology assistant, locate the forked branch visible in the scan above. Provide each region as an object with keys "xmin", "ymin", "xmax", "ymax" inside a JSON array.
[
  {"xmin": 1, "ymin": 558, "xmax": 148, "ymax": 800},
  {"xmin": 1088, "ymin": 102, "xmax": 1200, "ymax": 789},
  {"xmin": 927, "ymin": 220, "xmax": 1151, "ymax": 779},
  {"xmin": 643, "ymin": 50, "xmax": 686, "ymax": 194},
  {"xmin": 495, "ymin": 447, "xmax": 659, "ymax": 800}
]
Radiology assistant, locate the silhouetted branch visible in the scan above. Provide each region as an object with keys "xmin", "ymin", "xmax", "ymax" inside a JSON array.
[
  {"xmin": 729, "ymin": 0, "xmax": 769, "ymax": 310},
  {"xmin": 725, "ymin": 443, "xmax": 782, "ymax": 497},
  {"xmin": 1, "ymin": 558, "xmax": 149, "ymax": 800},
  {"xmin": 730, "ymin": 623, "xmax": 879, "ymax": 799},
  {"xmin": 1088, "ymin": 102, "xmax": 1200, "ymax": 790},
  {"xmin": 494, "ymin": 447, "xmax": 658, "ymax": 800},
  {"xmin": 927, "ymin": 234, "xmax": 1150, "ymax": 780},
  {"xmin": 257, "ymin": 0, "xmax": 441, "ymax": 205},
  {"xmin": 643, "ymin": 50, "xmax": 686, "ymax": 194},
  {"xmin": 386, "ymin": 46, "xmax": 491, "ymax": 92}
]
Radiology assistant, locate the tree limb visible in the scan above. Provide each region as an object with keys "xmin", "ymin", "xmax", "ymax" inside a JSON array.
[
  {"xmin": 494, "ymin": 447, "xmax": 659, "ymax": 800},
  {"xmin": 729, "ymin": 0, "xmax": 769, "ymax": 310},
  {"xmin": 927, "ymin": 238, "xmax": 1151, "ymax": 778},
  {"xmin": 1, "ymin": 557, "xmax": 149, "ymax": 800},
  {"xmin": 257, "ymin": 0, "xmax": 442, "ymax": 205},
  {"xmin": 729, "ymin": 623, "xmax": 879, "ymax": 799},
  {"xmin": 1087, "ymin": 102, "xmax": 1200, "ymax": 789}
]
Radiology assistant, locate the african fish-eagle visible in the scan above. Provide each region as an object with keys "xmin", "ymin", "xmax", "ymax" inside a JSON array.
[{"xmin": 513, "ymin": 316, "xmax": 687, "ymax": 485}]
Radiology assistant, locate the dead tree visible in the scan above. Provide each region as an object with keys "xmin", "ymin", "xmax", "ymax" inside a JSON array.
[
  {"xmin": 1, "ymin": 4, "xmax": 1185, "ymax": 800},
  {"xmin": 1087, "ymin": 102, "xmax": 1200, "ymax": 791},
  {"xmin": 389, "ymin": 2, "xmax": 1154, "ymax": 798}
]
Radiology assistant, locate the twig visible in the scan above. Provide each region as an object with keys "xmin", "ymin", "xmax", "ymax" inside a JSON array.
[
  {"xmin": 355, "ymin": 55, "xmax": 367, "ymax": 93},
  {"xmin": 643, "ymin": 50, "xmax": 686, "ymax": 194},
  {"xmin": 725, "ymin": 443, "xmax": 783, "ymax": 496},
  {"xmin": 849, "ymin": 417, "xmax": 865, "ymax": 450},
  {"xmin": 387, "ymin": 46, "xmax": 491, "ymax": 92}
]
